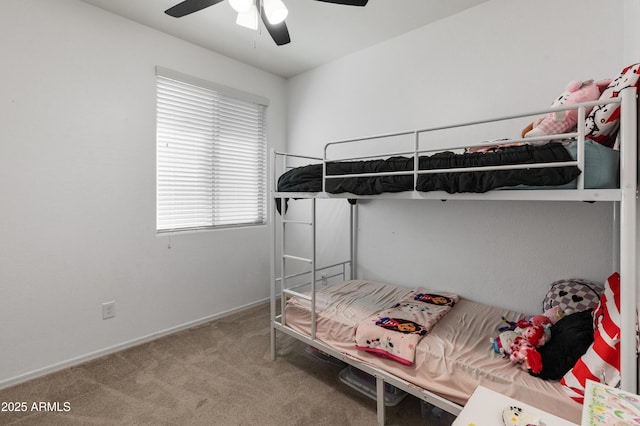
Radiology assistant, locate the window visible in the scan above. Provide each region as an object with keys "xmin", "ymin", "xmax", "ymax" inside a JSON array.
[{"xmin": 156, "ymin": 67, "xmax": 268, "ymax": 232}]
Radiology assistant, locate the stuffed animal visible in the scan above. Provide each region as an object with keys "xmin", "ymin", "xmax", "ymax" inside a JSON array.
[
  {"xmin": 507, "ymin": 317, "xmax": 554, "ymax": 373},
  {"xmin": 585, "ymin": 63, "xmax": 640, "ymax": 147},
  {"xmin": 522, "ymin": 79, "xmax": 611, "ymax": 139},
  {"xmin": 490, "ymin": 322, "xmax": 549, "ymax": 359},
  {"xmin": 537, "ymin": 305, "xmax": 565, "ymax": 324},
  {"xmin": 523, "ymin": 305, "xmax": 565, "ymax": 328},
  {"xmin": 491, "ymin": 306, "xmax": 563, "ymax": 351},
  {"xmin": 509, "ymin": 336, "xmax": 543, "ymax": 374},
  {"xmin": 490, "ymin": 330, "xmax": 518, "ymax": 355},
  {"xmin": 521, "ymin": 89, "xmax": 570, "ymax": 138},
  {"xmin": 519, "ymin": 323, "xmax": 550, "ymax": 347},
  {"xmin": 490, "ymin": 306, "xmax": 564, "ymax": 374}
]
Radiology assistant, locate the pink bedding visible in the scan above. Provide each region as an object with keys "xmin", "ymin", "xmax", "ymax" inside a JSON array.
[{"xmin": 284, "ymin": 280, "xmax": 582, "ymax": 423}]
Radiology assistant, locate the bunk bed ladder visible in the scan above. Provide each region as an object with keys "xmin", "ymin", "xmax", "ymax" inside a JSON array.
[{"xmin": 279, "ymin": 198, "xmax": 318, "ymax": 340}]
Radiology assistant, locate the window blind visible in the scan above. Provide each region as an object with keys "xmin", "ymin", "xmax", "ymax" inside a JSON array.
[{"xmin": 156, "ymin": 68, "xmax": 267, "ymax": 232}]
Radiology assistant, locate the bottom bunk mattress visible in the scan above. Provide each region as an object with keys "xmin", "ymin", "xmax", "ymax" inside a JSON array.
[{"xmin": 283, "ymin": 280, "xmax": 583, "ymax": 423}]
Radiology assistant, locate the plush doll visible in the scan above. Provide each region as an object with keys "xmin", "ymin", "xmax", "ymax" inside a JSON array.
[
  {"xmin": 491, "ymin": 306, "xmax": 563, "ymax": 354},
  {"xmin": 518, "ymin": 323, "xmax": 550, "ymax": 347},
  {"xmin": 491, "ymin": 306, "xmax": 564, "ymax": 374},
  {"xmin": 521, "ymin": 90, "xmax": 570, "ymax": 138},
  {"xmin": 509, "ymin": 336, "xmax": 543, "ymax": 374},
  {"xmin": 522, "ymin": 79, "xmax": 611, "ymax": 139},
  {"xmin": 490, "ymin": 322, "xmax": 549, "ymax": 358},
  {"xmin": 523, "ymin": 305, "xmax": 565, "ymax": 328},
  {"xmin": 507, "ymin": 317, "xmax": 554, "ymax": 374},
  {"xmin": 490, "ymin": 330, "xmax": 518, "ymax": 355},
  {"xmin": 585, "ymin": 63, "xmax": 640, "ymax": 147},
  {"xmin": 538, "ymin": 305, "xmax": 565, "ymax": 324}
]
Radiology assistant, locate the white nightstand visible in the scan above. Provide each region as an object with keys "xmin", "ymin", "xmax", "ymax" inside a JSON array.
[{"xmin": 452, "ymin": 386, "xmax": 579, "ymax": 426}]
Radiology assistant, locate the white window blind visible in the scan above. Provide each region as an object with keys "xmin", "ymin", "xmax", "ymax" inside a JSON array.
[{"xmin": 156, "ymin": 67, "xmax": 268, "ymax": 232}]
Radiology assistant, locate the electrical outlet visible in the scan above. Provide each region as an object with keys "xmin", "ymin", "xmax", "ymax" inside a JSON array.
[
  {"xmin": 102, "ymin": 301, "xmax": 116, "ymax": 320},
  {"xmin": 320, "ymin": 274, "xmax": 328, "ymax": 285}
]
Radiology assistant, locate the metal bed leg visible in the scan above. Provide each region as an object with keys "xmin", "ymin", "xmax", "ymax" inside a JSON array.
[
  {"xmin": 270, "ymin": 325, "xmax": 276, "ymax": 361},
  {"xmin": 269, "ymin": 150, "xmax": 280, "ymax": 362},
  {"xmin": 269, "ymin": 158, "xmax": 278, "ymax": 361},
  {"xmin": 350, "ymin": 201, "xmax": 358, "ymax": 280},
  {"xmin": 270, "ymin": 204, "xmax": 278, "ymax": 362},
  {"xmin": 376, "ymin": 375, "xmax": 385, "ymax": 426}
]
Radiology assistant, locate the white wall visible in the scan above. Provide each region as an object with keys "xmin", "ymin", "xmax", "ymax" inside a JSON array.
[
  {"xmin": 287, "ymin": 0, "xmax": 628, "ymax": 314},
  {"xmin": 0, "ymin": 0, "xmax": 287, "ymax": 386},
  {"xmin": 624, "ymin": 0, "xmax": 640, "ymax": 62}
]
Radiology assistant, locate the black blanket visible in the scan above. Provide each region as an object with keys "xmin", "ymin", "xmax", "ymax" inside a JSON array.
[{"xmin": 277, "ymin": 143, "xmax": 581, "ymax": 195}]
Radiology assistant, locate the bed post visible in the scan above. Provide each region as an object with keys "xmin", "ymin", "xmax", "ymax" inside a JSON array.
[
  {"xmin": 619, "ymin": 87, "xmax": 638, "ymax": 393},
  {"xmin": 350, "ymin": 200, "xmax": 358, "ymax": 280},
  {"xmin": 311, "ymin": 198, "xmax": 317, "ymax": 340},
  {"xmin": 376, "ymin": 375, "xmax": 385, "ymax": 426},
  {"xmin": 269, "ymin": 149, "xmax": 277, "ymax": 361}
]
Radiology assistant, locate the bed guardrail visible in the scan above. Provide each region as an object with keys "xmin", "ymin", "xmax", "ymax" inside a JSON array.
[{"xmin": 320, "ymin": 96, "xmax": 628, "ymax": 194}]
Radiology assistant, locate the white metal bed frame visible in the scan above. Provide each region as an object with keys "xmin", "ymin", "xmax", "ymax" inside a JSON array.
[{"xmin": 269, "ymin": 88, "xmax": 638, "ymax": 425}]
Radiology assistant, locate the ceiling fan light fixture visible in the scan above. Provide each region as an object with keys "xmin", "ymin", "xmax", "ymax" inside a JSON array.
[
  {"xmin": 236, "ymin": 4, "xmax": 259, "ymax": 30},
  {"xmin": 165, "ymin": 0, "xmax": 367, "ymax": 46},
  {"xmin": 229, "ymin": 0, "xmax": 254, "ymax": 13},
  {"xmin": 263, "ymin": 0, "xmax": 288, "ymax": 25}
]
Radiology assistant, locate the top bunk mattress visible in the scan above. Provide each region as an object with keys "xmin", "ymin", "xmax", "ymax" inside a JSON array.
[
  {"xmin": 284, "ymin": 280, "xmax": 583, "ymax": 423},
  {"xmin": 276, "ymin": 140, "xmax": 618, "ymax": 195}
]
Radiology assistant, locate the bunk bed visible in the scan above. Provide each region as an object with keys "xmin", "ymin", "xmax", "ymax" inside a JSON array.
[{"xmin": 269, "ymin": 87, "xmax": 638, "ymax": 425}]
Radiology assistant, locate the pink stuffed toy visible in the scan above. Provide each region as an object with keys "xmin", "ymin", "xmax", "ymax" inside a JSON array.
[
  {"xmin": 524, "ymin": 79, "xmax": 611, "ymax": 139},
  {"xmin": 538, "ymin": 305, "xmax": 564, "ymax": 324}
]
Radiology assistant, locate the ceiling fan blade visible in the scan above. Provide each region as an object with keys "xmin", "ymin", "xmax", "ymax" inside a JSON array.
[
  {"xmin": 260, "ymin": 7, "xmax": 291, "ymax": 46},
  {"xmin": 313, "ymin": 0, "xmax": 368, "ymax": 6},
  {"xmin": 165, "ymin": 0, "xmax": 224, "ymax": 17}
]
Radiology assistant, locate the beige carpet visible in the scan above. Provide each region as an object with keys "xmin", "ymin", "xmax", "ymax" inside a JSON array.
[{"xmin": 0, "ymin": 302, "xmax": 455, "ymax": 425}]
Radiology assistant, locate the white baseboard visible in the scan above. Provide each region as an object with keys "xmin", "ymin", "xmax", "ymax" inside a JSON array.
[{"xmin": 0, "ymin": 298, "xmax": 269, "ymax": 390}]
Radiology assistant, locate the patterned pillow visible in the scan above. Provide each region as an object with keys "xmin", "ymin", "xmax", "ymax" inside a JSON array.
[
  {"xmin": 542, "ymin": 278, "xmax": 604, "ymax": 314},
  {"xmin": 585, "ymin": 63, "xmax": 640, "ymax": 147},
  {"xmin": 561, "ymin": 273, "xmax": 621, "ymax": 403}
]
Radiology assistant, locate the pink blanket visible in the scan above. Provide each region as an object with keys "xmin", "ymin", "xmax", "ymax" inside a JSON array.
[{"xmin": 354, "ymin": 290, "xmax": 459, "ymax": 366}]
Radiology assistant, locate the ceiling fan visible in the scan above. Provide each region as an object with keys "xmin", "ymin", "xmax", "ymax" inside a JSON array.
[{"xmin": 164, "ymin": 0, "xmax": 369, "ymax": 46}]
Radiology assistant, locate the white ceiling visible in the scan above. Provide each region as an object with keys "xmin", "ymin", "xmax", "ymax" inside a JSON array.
[{"xmin": 81, "ymin": 0, "xmax": 487, "ymax": 78}]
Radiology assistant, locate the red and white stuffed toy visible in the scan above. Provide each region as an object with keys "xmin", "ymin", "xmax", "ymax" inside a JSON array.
[
  {"xmin": 509, "ymin": 336, "xmax": 544, "ymax": 374},
  {"xmin": 585, "ymin": 63, "xmax": 640, "ymax": 147},
  {"xmin": 491, "ymin": 306, "xmax": 564, "ymax": 374},
  {"xmin": 508, "ymin": 318, "xmax": 551, "ymax": 374}
]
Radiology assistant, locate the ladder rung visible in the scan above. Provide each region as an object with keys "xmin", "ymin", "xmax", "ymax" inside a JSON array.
[
  {"xmin": 283, "ymin": 254, "xmax": 312, "ymax": 263},
  {"xmin": 283, "ymin": 219, "xmax": 313, "ymax": 225},
  {"xmin": 283, "ymin": 289, "xmax": 312, "ymax": 301}
]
